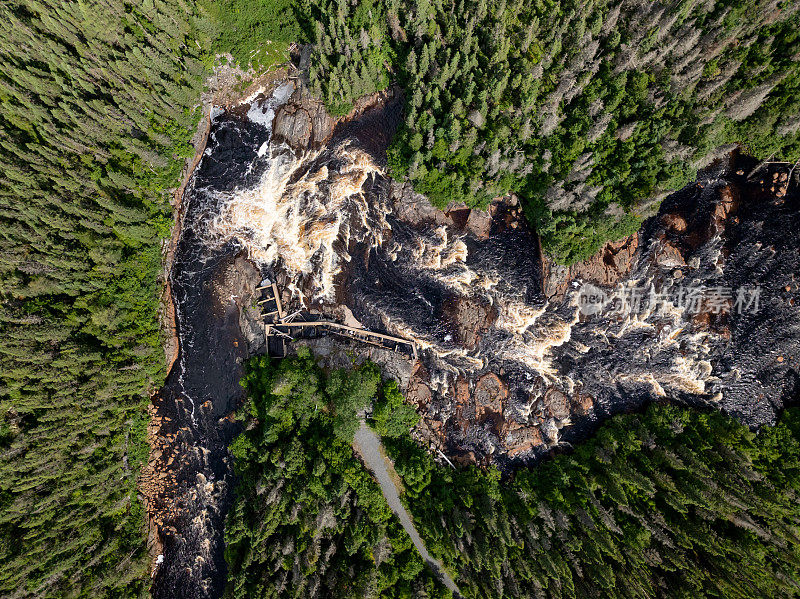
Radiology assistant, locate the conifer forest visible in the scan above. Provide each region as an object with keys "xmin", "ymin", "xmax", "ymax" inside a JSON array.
[{"xmin": 1, "ymin": 1, "xmax": 799, "ymax": 598}]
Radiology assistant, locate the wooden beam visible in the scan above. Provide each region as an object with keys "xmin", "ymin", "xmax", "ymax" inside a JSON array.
[
  {"xmin": 329, "ymin": 329, "xmax": 390, "ymax": 350},
  {"xmin": 747, "ymin": 154, "xmax": 775, "ymax": 181},
  {"xmin": 270, "ymin": 319, "xmax": 418, "ymax": 359},
  {"xmin": 789, "ymin": 158, "xmax": 800, "ymax": 187},
  {"xmin": 280, "ymin": 309, "xmax": 302, "ymax": 323},
  {"xmin": 275, "ymin": 321, "xmax": 412, "ymax": 346},
  {"xmin": 271, "ymin": 282, "xmax": 284, "ymax": 319},
  {"xmin": 437, "ymin": 449, "xmax": 456, "ymax": 469}
]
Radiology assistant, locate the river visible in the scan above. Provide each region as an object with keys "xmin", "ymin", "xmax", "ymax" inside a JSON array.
[{"xmin": 150, "ymin": 79, "xmax": 800, "ymax": 597}]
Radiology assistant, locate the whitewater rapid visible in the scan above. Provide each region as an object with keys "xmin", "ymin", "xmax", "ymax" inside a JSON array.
[
  {"xmin": 191, "ymin": 84, "xmax": 799, "ymax": 466},
  {"xmin": 207, "ymin": 141, "xmax": 388, "ymax": 303},
  {"xmin": 203, "ymin": 125, "xmax": 719, "ymax": 420}
]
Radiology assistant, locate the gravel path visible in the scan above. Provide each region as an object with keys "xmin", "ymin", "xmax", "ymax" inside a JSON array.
[{"xmin": 354, "ymin": 421, "xmax": 461, "ymax": 596}]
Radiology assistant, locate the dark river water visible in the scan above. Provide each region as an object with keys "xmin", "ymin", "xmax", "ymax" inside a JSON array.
[{"xmin": 151, "ymin": 84, "xmax": 800, "ymax": 597}]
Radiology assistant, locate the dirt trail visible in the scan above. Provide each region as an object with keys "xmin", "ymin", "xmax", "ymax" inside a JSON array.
[{"xmin": 353, "ymin": 421, "xmax": 462, "ymax": 597}]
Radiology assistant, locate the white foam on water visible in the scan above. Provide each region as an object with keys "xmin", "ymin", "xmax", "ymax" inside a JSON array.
[
  {"xmin": 272, "ymin": 82, "xmax": 295, "ymax": 105},
  {"xmin": 246, "ymin": 101, "xmax": 276, "ymax": 129},
  {"xmin": 207, "ymin": 142, "xmax": 386, "ymax": 302}
]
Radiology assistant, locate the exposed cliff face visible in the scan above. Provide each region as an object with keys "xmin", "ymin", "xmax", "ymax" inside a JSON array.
[
  {"xmin": 271, "ymin": 84, "xmax": 337, "ymax": 150},
  {"xmin": 398, "ymin": 159, "xmax": 800, "ymax": 464},
  {"xmin": 272, "ymin": 83, "xmax": 398, "ymax": 152},
  {"xmin": 156, "ymin": 77, "xmax": 800, "ymax": 596}
]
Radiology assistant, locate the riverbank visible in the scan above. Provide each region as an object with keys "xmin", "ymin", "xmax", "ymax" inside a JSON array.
[{"xmin": 144, "ymin": 67, "xmax": 292, "ymax": 584}]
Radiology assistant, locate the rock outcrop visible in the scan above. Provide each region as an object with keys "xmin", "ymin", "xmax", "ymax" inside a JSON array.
[
  {"xmin": 273, "ymin": 83, "xmax": 398, "ymax": 152},
  {"xmin": 272, "ymin": 85, "xmax": 336, "ymax": 150},
  {"xmin": 212, "ymin": 256, "xmax": 265, "ymax": 355},
  {"xmin": 542, "ymin": 233, "xmax": 639, "ymax": 302},
  {"xmin": 441, "ymin": 296, "xmax": 497, "ymax": 349}
]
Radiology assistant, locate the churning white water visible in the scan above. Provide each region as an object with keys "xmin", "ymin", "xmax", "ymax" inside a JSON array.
[
  {"xmin": 207, "ymin": 142, "xmax": 388, "ymax": 303},
  {"xmin": 204, "ymin": 124, "xmax": 721, "ymax": 403},
  {"xmin": 191, "ymin": 85, "xmax": 793, "ymax": 463}
]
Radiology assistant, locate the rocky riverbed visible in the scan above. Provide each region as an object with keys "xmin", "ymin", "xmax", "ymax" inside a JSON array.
[{"xmin": 146, "ymin": 76, "xmax": 800, "ymax": 597}]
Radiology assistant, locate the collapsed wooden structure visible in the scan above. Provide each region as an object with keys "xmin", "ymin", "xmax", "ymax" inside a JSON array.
[{"xmin": 256, "ymin": 281, "xmax": 417, "ymax": 359}]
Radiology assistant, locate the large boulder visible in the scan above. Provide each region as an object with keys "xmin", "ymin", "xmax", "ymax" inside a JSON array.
[
  {"xmin": 474, "ymin": 373, "xmax": 508, "ymax": 422},
  {"xmin": 271, "ymin": 86, "xmax": 337, "ymax": 151},
  {"xmin": 441, "ymin": 296, "xmax": 498, "ymax": 350}
]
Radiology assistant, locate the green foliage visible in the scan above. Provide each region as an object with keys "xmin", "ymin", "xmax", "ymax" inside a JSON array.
[
  {"xmin": 0, "ymin": 0, "xmax": 210, "ymax": 596},
  {"xmin": 301, "ymin": 0, "xmax": 393, "ymax": 116},
  {"xmin": 533, "ymin": 209, "xmax": 643, "ymax": 265},
  {"xmin": 304, "ymin": 0, "xmax": 800, "ymax": 263},
  {"xmin": 385, "ymin": 404, "xmax": 800, "ymax": 598},
  {"xmin": 327, "ymin": 360, "xmax": 380, "ymax": 441},
  {"xmin": 371, "ymin": 380, "xmax": 420, "ymax": 439},
  {"xmin": 225, "ymin": 355, "xmax": 451, "ymax": 598},
  {"xmin": 205, "ymin": 0, "xmax": 304, "ymax": 71}
]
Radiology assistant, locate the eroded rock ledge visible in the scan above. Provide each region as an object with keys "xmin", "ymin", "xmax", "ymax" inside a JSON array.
[
  {"xmin": 388, "ymin": 155, "xmax": 799, "ymax": 466},
  {"xmin": 272, "ymin": 83, "xmax": 399, "ymax": 152}
]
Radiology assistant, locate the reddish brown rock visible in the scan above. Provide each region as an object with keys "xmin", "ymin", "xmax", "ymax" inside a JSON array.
[
  {"xmin": 441, "ymin": 296, "xmax": 498, "ymax": 349},
  {"xmin": 446, "ymin": 208, "xmax": 471, "ymax": 228},
  {"xmin": 760, "ymin": 171, "xmax": 790, "ymax": 198},
  {"xmin": 452, "ymin": 451, "xmax": 478, "ymax": 466},
  {"xmin": 543, "ymin": 387, "xmax": 570, "ymax": 419},
  {"xmin": 692, "ymin": 305, "xmax": 731, "ymax": 337},
  {"xmin": 542, "ymin": 233, "xmax": 639, "ymax": 301},
  {"xmin": 713, "ymin": 185, "xmax": 739, "ymax": 226},
  {"xmin": 662, "ymin": 213, "xmax": 688, "ymax": 233},
  {"xmin": 465, "ymin": 208, "xmax": 493, "ymax": 239},
  {"xmin": 474, "ymin": 373, "xmax": 508, "ymax": 420},
  {"xmin": 571, "ymin": 392, "xmax": 594, "ymax": 416},
  {"xmin": 406, "ymin": 362, "xmax": 432, "ymax": 408},
  {"xmin": 506, "ymin": 426, "xmax": 544, "ymax": 457},
  {"xmin": 654, "ymin": 240, "xmax": 686, "ymax": 267},
  {"xmin": 455, "ymin": 376, "xmax": 471, "ymax": 406},
  {"xmin": 453, "ymin": 376, "xmax": 473, "ymax": 434}
]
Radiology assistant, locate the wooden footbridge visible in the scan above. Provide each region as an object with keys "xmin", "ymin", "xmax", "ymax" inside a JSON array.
[{"xmin": 256, "ymin": 281, "xmax": 418, "ymax": 360}]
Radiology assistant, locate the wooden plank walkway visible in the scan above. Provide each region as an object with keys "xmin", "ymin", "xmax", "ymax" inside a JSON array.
[
  {"xmin": 256, "ymin": 282, "xmax": 284, "ymax": 320},
  {"xmin": 256, "ymin": 282, "xmax": 418, "ymax": 360},
  {"xmin": 273, "ymin": 321, "xmax": 417, "ymax": 360}
]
